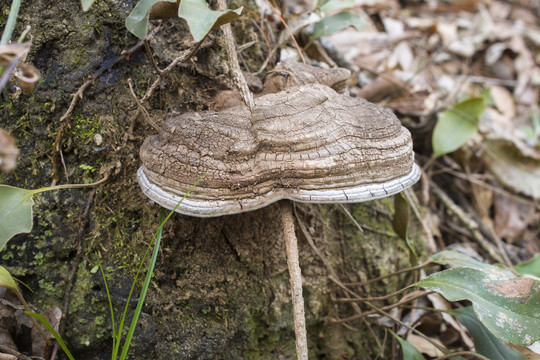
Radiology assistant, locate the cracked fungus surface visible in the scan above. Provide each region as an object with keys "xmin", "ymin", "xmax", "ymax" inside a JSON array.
[{"xmin": 138, "ymin": 83, "xmax": 420, "ymax": 216}]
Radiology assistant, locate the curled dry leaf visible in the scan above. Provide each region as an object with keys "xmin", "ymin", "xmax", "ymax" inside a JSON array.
[
  {"xmin": 0, "ymin": 128, "xmax": 19, "ymax": 171},
  {"xmin": 138, "ymin": 81, "xmax": 420, "ymax": 216},
  {"xmin": 494, "ymin": 192, "xmax": 536, "ymax": 241},
  {"xmin": 482, "ymin": 136, "xmax": 540, "ymax": 200}
]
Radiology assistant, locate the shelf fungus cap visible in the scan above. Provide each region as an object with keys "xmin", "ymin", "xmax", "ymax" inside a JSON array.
[{"xmin": 138, "ymin": 83, "xmax": 420, "ymax": 217}]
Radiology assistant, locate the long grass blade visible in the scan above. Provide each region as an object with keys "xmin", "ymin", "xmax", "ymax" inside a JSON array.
[{"xmin": 26, "ymin": 311, "xmax": 75, "ymax": 360}]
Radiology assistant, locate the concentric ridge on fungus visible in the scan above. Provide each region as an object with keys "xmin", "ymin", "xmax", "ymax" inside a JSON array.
[{"xmin": 138, "ymin": 83, "xmax": 421, "ymax": 217}]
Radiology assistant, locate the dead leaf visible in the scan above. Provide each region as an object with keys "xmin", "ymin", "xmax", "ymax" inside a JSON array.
[
  {"xmin": 482, "ymin": 136, "xmax": 540, "ymax": 200},
  {"xmin": 494, "ymin": 192, "xmax": 536, "ymax": 241},
  {"xmin": 406, "ymin": 333, "xmax": 445, "ymax": 357},
  {"xmin": 490, "ymin": 86, "xmax": 516, "ymax": 119},
  {"xmin": 0, "ymin": 128, "xmax": 19, "ymax": 171}
]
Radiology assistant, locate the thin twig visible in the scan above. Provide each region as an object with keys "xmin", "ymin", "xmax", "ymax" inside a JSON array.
[
  {"xmin": 281, "ymin": 200, "xmax": 308, "ymax": 360},
  {"xmin": 345, "ymin": 261, "xmax": 431, "ymax": 287},
  {"xmin": 217, "ymin": 0, "xmax": 254, "ymax": 109},
  {"xmin": 127, "ymin": 78, "xmax": 160, "ymax": 132},
  {"xmin": 265, "ymin": 0, "xmax": 305, "ymax": 64},
  {"xmin": 121, "ymin": 39, "xmax": 205, "ymax": 148},
  {"xmin": 332, "ymin": 290, "xmax": 434, "ymax": 323},
  {"xmin": 338, "ymin": 204, "xmax": 363, "ymax": 232},
  {"xmin": 362, "ymin": 301, "xmax": 450, "ymax": 355},
  {"xmin": 430, "ymin": 180, "xmax": 504, "ymax": 263},
  {"xmin": 51, "ymin": 40, "xmax": 145, "ymax": 185},
  {"xmin": 144, "ymin": 39, "xmax": 163, "ymax": 75}
]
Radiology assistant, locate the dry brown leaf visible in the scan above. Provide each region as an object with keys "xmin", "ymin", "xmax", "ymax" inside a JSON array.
[
  {"xmin": 0, "ymin": 128, "xmax": 19, "ymax": 171},
  {"xmin": 494, "ymin": 192, "xmax": 536, "ymax": 241},
  {"xmin": 427, "ymin": 292, "xmax": 475, "ymax": 349},
  {"xmin": 31, "ymin": 307, "xmax": 62, "ymax": 358},
  {"xmin": 406, "ymin": 333, "xmax": 445, "ymax": 357},
  {"xmin": 482, "ymin": 136, "xmax": 540, "ymax": 200},
  {"xmin": 506, "ymin": 342, "xmax": 540, "ymax": 359},
  {"xmin": 490, "ymin": 86, "xmax": 516, "ymax": 119}
]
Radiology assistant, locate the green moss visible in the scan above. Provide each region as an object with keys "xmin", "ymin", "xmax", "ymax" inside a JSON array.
[{"xmin": 70, "ymin": 114, "xmax": 102, "ymax": 142}]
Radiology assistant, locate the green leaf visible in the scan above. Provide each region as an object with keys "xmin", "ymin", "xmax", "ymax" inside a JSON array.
[
  {"xmin": 81, "ymin": 0, "xmax": 96, "ymax": 11},
  {"xmin": 312, "ymin": 11, "xmax": 367, "ymax": 39},
  {"xmin": 431, "ymin": 250, "xmax": 515, "ymax": 278},
  {"xmin": 125, "ymin": 0, "xmax": 177, "ymax": 39},
  {"xmin": 432, "ymin": 97, "xmax": 485, "ymax": 158},
  {"xmin": 415, "ymin": 267, "xmax": 540, "ymax": 346},
  {"xmin": 0, "ymin": 265, "xmax": 18, "ymax": 292},
  {"xmin": 389, "ymin": 331, "xmax": 426, "ymax": 360},
  {"xmin": 26, "ymin": 312, "xmax": 75, "ymax": 360},
  {"xmin": 0, "ymin": 185, "xmax": 35, "ymax": 251},
  {"xmin": 450, "ymin": 307, "xmax": 526, "ymax": 360},
  {"xmin": 320, "ymin": 0, "xmax": 355, "ymax": 13},
  {"xmin": 514, "ymin": 253, "xmax": 540, "ymax": 278},
  {"xmin": 178, "ymin": 0, "xmax": 243, "ymax": 42},
  {"xmin": 392, "ymin": 193, "xmax": 417, "ymax": 263}
]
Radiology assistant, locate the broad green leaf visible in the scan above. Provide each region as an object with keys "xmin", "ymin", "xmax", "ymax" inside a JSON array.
[
  {"xmin": 125, "ymin": 0, "xmax": 177, "ymax": 39},
  {"xmin": 320, "ymin": 0, "xmax": 355, "ymax": 13},
  {"xmin": 514, "ymin": 254, "xmax": 540, "ymax": 278},
  {"xmin": 312, "ymin": 11, "xmax": 367, "ymax": 39},
  {"xmin": 415, "ymin": 267, "xmax": 540, "ymax": 346},
  {"xmin": 81, "ymin": 0, "xmax": 96, "ymax": 11},
  {"xmin": 178, "ymin": 0, "xmax": 243, "ymax": 42},
  {"xmin": 431, "ymin": 250, "xmax": 515, "ymax": 278},
  {"xmin": 0, "ymin": 185, "xmax": 35, "ymax": 251},
  {"xmin": 389, "ymin": 331, "xmax": 426, "ymax": 360},
  {"xmin": 0, "ymin": 265, "xmax": 18, "ymax": 292},
  {"xmin": 432, "ymin": 97, "xmax": 485, "ymax": 158},
  {"xmin": 450, "ymin": 307, "xmax": 526, "ymax": 360},
  {"xmin": 26, "ymin": 312, "xmax": 75, "ymax": 360}
]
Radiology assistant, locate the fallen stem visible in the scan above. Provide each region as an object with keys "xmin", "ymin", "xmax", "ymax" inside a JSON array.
[
  {"xmin": 281, "ymin": 200, "xmax": 308, "ymax": 360},
  {"xmin": 217, "ymin": 0, "xmax": 254, "ymax": 109}
]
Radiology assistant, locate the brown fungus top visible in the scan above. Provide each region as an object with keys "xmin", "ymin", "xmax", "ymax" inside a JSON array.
[{"xmin": 138, "ymin": 80, "xmax": 420, "ymax": 217}]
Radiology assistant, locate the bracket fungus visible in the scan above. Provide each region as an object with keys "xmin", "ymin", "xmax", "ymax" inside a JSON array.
[
  {"xmin": 138, "ymin": 83, "xmax": 420, "ymax": 216},
  {"xmin": 137, "ymin": 63, "xmax": 420, "ymax": 359}
]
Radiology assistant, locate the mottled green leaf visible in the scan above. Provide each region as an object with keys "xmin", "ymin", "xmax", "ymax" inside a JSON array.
[
  {"xmin": 125, "ymin": 0, "xmax": 177, "ymax": 39},
  {"xmin": 312, "ymin": 11, "xmax": 367, "ymax": 39},
  {"xmin": 0, "ymin": 185, "xmax": 34, "ymax": 251},
  {"xmin": 178, "ymin": 0, "xmax": 243, "ymax": 42},
  {"xmin": 514, "ymin": 253, "xmax": 540, "ymax": 278},
  {"xmin": 432, "ymin": 97, "xmax": 485, "ymax": 158},
  {"xmin": 415, "ymin": 268, "xmax": 540, "ymax": 346},
  {"xmin": 431, "ymin": 250, "xmax": 515, "ymax": 278},
  {"xmin": 450, "ymin": 307, "xmax": 526, "ymax": 360}
]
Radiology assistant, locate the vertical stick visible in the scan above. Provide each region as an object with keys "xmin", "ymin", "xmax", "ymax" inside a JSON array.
[
  {"xmin": 216, "ymin": 0, "xmax": 255, "ymax": 110},
  {"xmin": 281, "ymin": 200, "xmax": 309, "ymax": 360}
]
